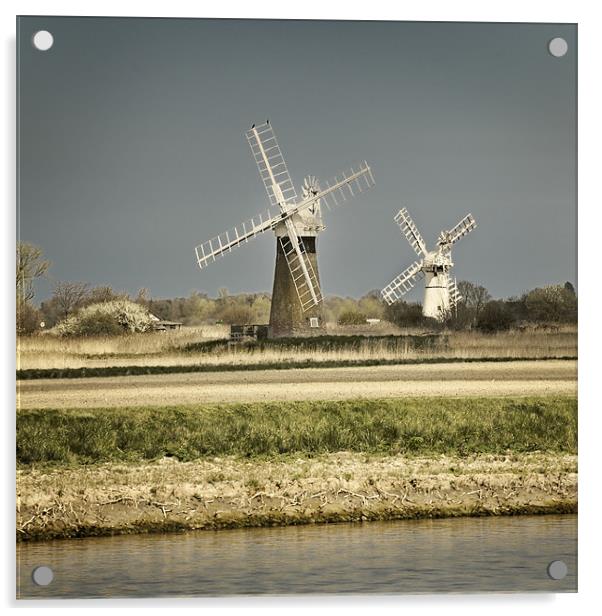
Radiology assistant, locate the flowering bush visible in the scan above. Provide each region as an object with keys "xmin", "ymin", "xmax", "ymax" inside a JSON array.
[{"xmin": 55, "ymin": 300, "xmax": 154, "ymax": 336}]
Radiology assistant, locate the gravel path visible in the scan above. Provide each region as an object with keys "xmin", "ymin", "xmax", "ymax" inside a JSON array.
[{"xmin": 17, "ymin": 360, "xmax": 576, "ymax": 408}]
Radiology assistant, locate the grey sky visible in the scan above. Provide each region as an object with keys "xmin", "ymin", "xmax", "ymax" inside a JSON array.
[{"xmin": 17, "ymin": 17, "xmax": 576, "ymax": 303}]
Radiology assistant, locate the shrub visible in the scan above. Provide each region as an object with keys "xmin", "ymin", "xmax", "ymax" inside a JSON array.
[
  {"xmin": 476, "ymin": 300, "xmax": 515, "ymax": 332},
  {"xmin": 55, "ymin": 300, "xmax": 154, "ymax": 336},
  {"xmin": 73, "ymin": 312, "xmax": 125, "ymax": 337},
  {"xmin": 524, "ymin": 285, "xmax": 577, "ymax": 323},
  {"xmin": 337, "ymin": 310, "xmax": 367, "ymax": 326},
  {"xmin": 219, "ymin": 304, "xmax": 255, "ymax": 325},
  {"xmin": 17, "ymin": 300, "xmax": 41, "ymax": 335},
  {"xmin": 384, "ymin": 300, "xmax": 429, "ymax": 328}
]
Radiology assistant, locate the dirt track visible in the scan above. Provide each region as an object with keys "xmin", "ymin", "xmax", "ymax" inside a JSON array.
[{"xmin": 17, "ymin": 360, "xmax": 576, "ymax": 409}]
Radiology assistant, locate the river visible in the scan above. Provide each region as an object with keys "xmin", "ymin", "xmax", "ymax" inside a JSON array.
[{"xmin": 17, "ymin": 514, "xmax": 576, "ymax": 598}]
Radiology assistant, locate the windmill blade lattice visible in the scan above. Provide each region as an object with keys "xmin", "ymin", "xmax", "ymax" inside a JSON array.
[
  {"xmin": 195, "ymin": 162, "xmax": 374, "ymax": 272},
  {"xmin": 448, "ymin": 277, "xmax": 462, "ymax": 308},
  {"xmin": 246, "ymin": 122, "xmax": 298, "ymax": 210},
  {"xmin": 381, "ymin": 260, "xmax": 425, "ymax": 305},
  {"xmin": 439, "ymin": 213, "xmax": 477, "ymax": 246},
  {"xmin": 395, "ymin": 207, "xmax": 427, "ymax": 257},
  {"xmin": 279, "ymin": 235, "xmax": 323, "ymax": 310},
  {"xmin": 195, "ymin": 203, "xmax": 283, "ymax": 269}
]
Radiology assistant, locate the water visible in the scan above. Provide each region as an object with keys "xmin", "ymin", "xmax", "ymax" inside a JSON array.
[{"xmin": 17, "ymin": 515, "xmax": 577, "ymax": 598}]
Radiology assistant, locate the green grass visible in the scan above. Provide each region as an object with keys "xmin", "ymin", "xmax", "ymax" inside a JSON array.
[
  {"xmin": 17, "ymin": 396, "xmax": 577, "ymax": 465},
  {"xmin": 15, "ymin": 355, "xmax": 577, "ymax": 380}
]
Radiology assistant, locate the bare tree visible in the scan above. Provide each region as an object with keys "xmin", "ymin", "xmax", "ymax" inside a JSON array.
[
  {"xmin": 85, "ymin": 285, "xmax": 127, "ymax": 305},
  {"xmin": 135, "ymin": 288, "xmax": 150, "ymax": 307},
  {"xmin": 17, "ymin": 242, "xmax": 50, "ymax": 303},
  {"xmin": 52, "ymin": 281, "xmax": 90, "ymax": 319},
  {"xmin": 457, "ymin": 281, "xmax": 491, "ymax": 321}
]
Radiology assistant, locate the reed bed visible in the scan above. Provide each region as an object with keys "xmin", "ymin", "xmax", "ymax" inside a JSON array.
[{"xmin": 16, "ymin": 326, "xmax": 576, "ymax": 371}]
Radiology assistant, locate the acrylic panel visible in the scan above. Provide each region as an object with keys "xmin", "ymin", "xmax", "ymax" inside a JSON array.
[{"xmin": 16, "ymin": 16, "xmax": 577, "ymax": 598}]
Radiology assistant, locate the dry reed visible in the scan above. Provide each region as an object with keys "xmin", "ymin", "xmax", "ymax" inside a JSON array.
[{"xmin": 16, "ymin": 326, "xmax": 576, "ymax": 371}]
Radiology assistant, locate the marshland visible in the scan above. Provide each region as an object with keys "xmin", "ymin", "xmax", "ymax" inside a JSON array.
[
  {"xmin": 17, "ymin": 324, "xmax": 577, "ymax": 373},
  {"xmin": 16, "ymin": 276, "xmax": 578, "ymax": 541}
]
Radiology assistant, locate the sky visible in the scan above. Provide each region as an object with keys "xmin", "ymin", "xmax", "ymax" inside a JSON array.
[{"xmin": 17, "ymin": 17, "xmax": 577, "ymax": 303}]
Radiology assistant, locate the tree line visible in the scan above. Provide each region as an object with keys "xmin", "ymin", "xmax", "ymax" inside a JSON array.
[{"xmin": 17, "ymin": 241, "xmax": 576, "ymax": 335}]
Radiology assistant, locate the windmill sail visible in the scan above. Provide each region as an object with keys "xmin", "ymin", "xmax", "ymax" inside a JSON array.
[
  {"xmin": 439, "ymin": 214, "xmax": 477, "ymax": 246},
  {"xmin": 448, "ymin": 277, "xmax": 462, "ymax": 308},
  {"xmin": 381, "ymin": 260, "xmax": 425, "ymax": 305},
  {"xmin": 395, "ymin": 208, "xmax": 427, "ymax": 256},
  {"xmin": 316, "ymin": 162, "xmax": 375, "ymax": 211},
  {"xmin": 195, "ymin": 162, "xmax": 375, "ymax": 271},
  {"xmin": 246, "ymin": 122, "xmax": 298, "ymax": 210},
  {"xmin": 279, "ymin": 234, "xmax": 323, "ymax": 311},
  {"xmin": 195, "ymin": 204, "xmax": 284, "ymax": 268}
]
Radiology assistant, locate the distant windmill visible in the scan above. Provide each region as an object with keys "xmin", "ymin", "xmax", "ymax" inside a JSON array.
[
  {"xmin": 381, "ymin": 208, "xmax": 477, "ymax": 319},
  {"xmin": 195, "ymin": 121, "xmax": 375, "ymax": 336}
]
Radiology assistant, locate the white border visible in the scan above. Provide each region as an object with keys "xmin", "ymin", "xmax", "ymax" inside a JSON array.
[{"xmin": 3, "ymin": 1, "xmax": 599, "ymax": 613}]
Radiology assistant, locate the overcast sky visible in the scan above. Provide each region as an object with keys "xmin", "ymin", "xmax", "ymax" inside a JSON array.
[{"xmin": 17, "ymin": 17, "xmax": 576, "ymax": 303}]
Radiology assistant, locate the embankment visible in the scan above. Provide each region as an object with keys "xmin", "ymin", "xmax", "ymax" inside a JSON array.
[{"xmin": 17, "ymin": 396, "xmax": 577, "ymax": 540}]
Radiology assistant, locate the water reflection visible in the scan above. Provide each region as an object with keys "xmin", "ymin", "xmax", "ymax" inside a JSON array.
[{"xmin": 17, "ymin": 515, "xmax": 577, "ymax": 598}]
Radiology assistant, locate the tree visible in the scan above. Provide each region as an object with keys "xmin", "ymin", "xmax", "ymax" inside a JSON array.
[
  {"xmin": 84, "ymin": 286, "xmax": 128, "ymax": 305},
  {"xmin": 457, "ymin": 281, "xmax": 491, "ymax": 321},
  {"xmin": 52, "ymin": 281, "xmax": 90, "ymax": 319},
  {"xmin": 524, "ymin": 285, "xmax": 577, "ymax": 323},
  {"xmin": 16, "ymin": 242, "xmax": 50, "ymax": 335},
  {"xmin": 358, "ymin": 292, "xmax": 386, "ymax": 319},
  {"xmin": 135, "ymin": 288, "xmax": 151, "ymax": 307},
  {"xmin": 16, "ymin": 242, "xmax": 50, "ymax": 303},
  {"xmin": 476, "ymin": 300, "xmax": 515, "ymax": 332},
  {"xmin": 17, "ymin": 301, "xmax": 42, "ymax": 335},
  {"xmin": 564, "ymin": 281, "xmax": 576, "ymax": 296}
]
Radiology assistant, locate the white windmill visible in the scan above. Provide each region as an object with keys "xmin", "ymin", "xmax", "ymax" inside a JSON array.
[
  {"xmin": 195, "ymin": 121, "xmax": 375, "ymax": 337},
  {"xmin": 381, "ymin": 208, "xmax": 477, "ymax": 319}
]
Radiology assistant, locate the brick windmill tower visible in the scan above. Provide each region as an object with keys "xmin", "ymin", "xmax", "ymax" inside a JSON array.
[{"xmin": 194, "ymin": 121, "xmax": 375, "ymax": 337}]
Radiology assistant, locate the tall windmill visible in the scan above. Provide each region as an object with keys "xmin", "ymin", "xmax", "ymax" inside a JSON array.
[
  {"xmin": 381, "ymin": 207, "xmax": 477, "ymax": 319},
  {"xmin": 195, "ymin": 121, "xmax": 375, "ymax": 337}
]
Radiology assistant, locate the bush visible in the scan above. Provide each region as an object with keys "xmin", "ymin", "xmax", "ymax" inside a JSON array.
[
  {"xmin": 219, "ymin": 304, "xmax": 255, "ymax": 325},
  {"xmin": 74, "ymin": 313, "xmax": 125, "ymax": 337},
  {"xmin": 337, "ymin": 310, "xmax": 367, "ymax": 326},
  {"xmin": 17, "ymin": 300, "xmax": 41, "ymax": 335},
  {"xmin": 476, "ymin": 300, "xmax": 515, "ymax": 332},
  {"xmin": 384, "ymin": 300, "xmax": 429, "ymax": 328},
  {"xmin": 524, "ymin": 285, "xmax": 577, "ymax": 323},
  {"xmin": 55, "ymin": 300, "xmax": 154, "ymax": 336}
]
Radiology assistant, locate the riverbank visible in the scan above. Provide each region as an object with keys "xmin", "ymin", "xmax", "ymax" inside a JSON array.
[{"xmin": 17, "ymin": 451, "xmax": 577, "ymax": 541}]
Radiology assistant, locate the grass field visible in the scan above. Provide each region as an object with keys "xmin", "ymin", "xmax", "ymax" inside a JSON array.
[
  {"xmin": 17, "ymin": 396, "xmax": 577, "ymax": 465},
  {"xmin": 16, "ymin": 326, "xmax": 577, "ymax": 372}
]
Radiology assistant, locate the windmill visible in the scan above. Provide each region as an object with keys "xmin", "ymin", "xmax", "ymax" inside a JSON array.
[
  {"xmin": 195, "ymin": 121, "xmax": 375, "ymax": 337},
  {"xmin": 381, "ymin": 208, "xmax": 477, "ymax": 319}
]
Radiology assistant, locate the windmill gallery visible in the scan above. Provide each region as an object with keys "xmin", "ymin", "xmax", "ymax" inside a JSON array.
[{"xmin": 194, "ymin": 120, "xmax": 475, "ymax": 338}]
